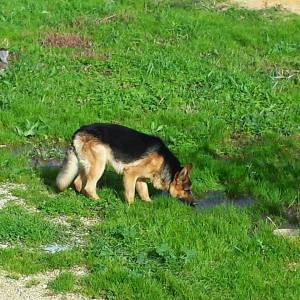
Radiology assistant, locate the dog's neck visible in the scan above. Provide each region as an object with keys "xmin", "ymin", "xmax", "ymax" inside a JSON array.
[{"xmin": 160, "ymin": 161, "xmax": 182, "ymax": 191}]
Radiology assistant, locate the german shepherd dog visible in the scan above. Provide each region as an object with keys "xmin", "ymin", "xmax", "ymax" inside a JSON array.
[{"xmin": 56, "ymin": 123, "xmax": 194, "ymax": 204}]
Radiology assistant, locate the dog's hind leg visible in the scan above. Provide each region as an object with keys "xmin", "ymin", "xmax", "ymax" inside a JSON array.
[
  {"xmin": 81, "ymin": 144, "xmax": 107, "ymax": 200},
  {"xmin": 73, "ymin": 169, "xmax": 86, "ymax": 193},
  {"xmin": 136, "ymin": 180, "xmax": 151, "ymax": 202}
]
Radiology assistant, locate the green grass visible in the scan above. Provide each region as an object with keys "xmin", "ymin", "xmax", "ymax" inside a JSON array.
[
  {"xmin": 0, "ymin": 248, "xmax": 84, "ymax": 274},
  {"xmin": 0, "ymin": 205, "xmax": 65, "ymax": 245},
  {"xmin": 0, "ymin": 0, "xmax": 300, "ymax": 299},
  {"xmin": 48, "ymin": 271, "xmax": 76, "ymax": 292},
  {"xmin": 81, "ymin": 199, "xmax": 300, "ymax": 299}
]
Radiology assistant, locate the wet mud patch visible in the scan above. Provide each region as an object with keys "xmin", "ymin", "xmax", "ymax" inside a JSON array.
[
  {"xmin": 31, "ymin": 156, "xmax": 62, "ymax": 170},
  {"xmin": 10, "ymin": 143, "xmax": 64, "ymax": 189},
  {"xmin": 11, "ymin": 143, "xmax": 65, "ymax": 170},
  {"xmin": 193, "ymin": 190, "xmax": 255, "ymax": 210},
  {"xmin": 42, "ymin": 33, "xmax": 92, "ymax": 49}
]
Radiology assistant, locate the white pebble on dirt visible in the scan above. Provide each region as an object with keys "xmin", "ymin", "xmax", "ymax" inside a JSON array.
[{"xmin": 0, "ymin": 183, "xmax": 26, "ymax": 209}]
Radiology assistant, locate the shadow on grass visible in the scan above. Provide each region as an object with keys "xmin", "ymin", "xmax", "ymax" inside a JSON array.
[
  {"xmin": 37, "ymin": 165, "xmax": 161, "ymax": 202},
  {"xmin": 35, "ymin": 134, "xmax": 300, "ymax": 216},
  {"xmin": 193, "ymin": 134, "xmax": 300, "ymax": 215}
]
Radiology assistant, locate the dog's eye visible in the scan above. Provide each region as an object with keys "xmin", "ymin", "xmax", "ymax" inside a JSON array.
[{"xmin": 183, "ymin": 184, "xmax": 192, "ymax": 192}]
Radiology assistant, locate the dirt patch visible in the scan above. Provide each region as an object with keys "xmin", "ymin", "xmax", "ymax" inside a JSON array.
[
  {"xmin": 0, "ymin": 183, "xmax": 27, "ymax": 209},
  {"xmin": 81, "ymin": 49, "xmax": 110, "ymax": 61},
  {"xmin": 286, "ymin": 262, "xmax": 300, "ymax": 270},
  {"xmin": 70, "ymin": 49, "xmax": 111, "ymax": 61},
  {"xmin": 79, "ymin": 216, "xmax": 100, "ymax": 227},
  {"xmin": 0, "ymin": 182, "xmax": 39, "ymax": 213},
  {"xmin": 0, "ymin": 183, "xmax": 99, "ymax": 248},
  {"xmin": 0, "ymin": 267, "xmax": 93, "ymax": 300},
  {"xmin": 230, "ymin": 0, "xmax": 300, "ymax": 14},
  {"xmin": 42, "ymin": 33, "xmax": 92, "ymax": 49},
  {"xmin": 0, "ymin": 183, "xmax": 101, "ymax": 298}
]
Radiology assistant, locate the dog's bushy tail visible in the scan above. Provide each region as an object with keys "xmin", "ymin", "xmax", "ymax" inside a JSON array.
[{"xmin": 56, "ymin": 147, "xmax": 78, "ymax": 191}]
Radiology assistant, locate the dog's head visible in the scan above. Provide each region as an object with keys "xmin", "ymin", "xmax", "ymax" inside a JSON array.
[{"xmin": 169, "ymin": 163, "xmax": 194, "ymax": 204}]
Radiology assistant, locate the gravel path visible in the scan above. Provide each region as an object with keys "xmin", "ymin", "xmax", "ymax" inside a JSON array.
[
  {"xmin": 0, "ymin": 270, "xmax": 92, "ymax": 300},
  {"xmin": 0, "ymin": 183, "xmax": 100, "ymax": 299},
  {"xmin": 0, "ymin": 183, "xmax": 26, "ymax": 209}
]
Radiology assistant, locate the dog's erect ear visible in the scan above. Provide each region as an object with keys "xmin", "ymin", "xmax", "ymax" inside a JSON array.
[
  {"xmin": 175, "ymin": 163, "xmax": 193, "ymax": 182},
  {"xmin": 185, "ymin": 163, "xmax": 193, "ymax": 173}
]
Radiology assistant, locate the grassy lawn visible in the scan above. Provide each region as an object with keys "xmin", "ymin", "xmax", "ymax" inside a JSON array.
[{"xmin": 0, "ymin": 0, "xmax": 300, "ymax": 299}]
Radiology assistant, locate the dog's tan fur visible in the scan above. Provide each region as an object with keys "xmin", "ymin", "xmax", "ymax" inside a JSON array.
[{"xmin": 57, "ymin": 129, "xmax": 194, "ymax": 204}]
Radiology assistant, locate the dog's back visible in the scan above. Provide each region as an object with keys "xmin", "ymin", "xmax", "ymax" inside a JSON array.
[{"xmin": 73, "ymin": 123, "xmax": 165, "ymax": 164}]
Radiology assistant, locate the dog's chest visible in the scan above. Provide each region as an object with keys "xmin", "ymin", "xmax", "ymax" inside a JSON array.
[{"xmin": 109, "ymin": 159, "xmax": 125, "ymax": 174}]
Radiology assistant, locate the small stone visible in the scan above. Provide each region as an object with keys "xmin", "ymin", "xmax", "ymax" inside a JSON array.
[
  {"xmin": 0, "ymin": 49, "xmax": 9, "ymax": 64},
  {"xmin": 43, "ymin": 244, "xmax": 71, "ymax": 253},
  {"xmin": 273, "ymin": 228, "xmax": 300, "ymax": 237},
  {"xmin": 0, "ymin": 242, "xmax": 10, "ymax": 249}
]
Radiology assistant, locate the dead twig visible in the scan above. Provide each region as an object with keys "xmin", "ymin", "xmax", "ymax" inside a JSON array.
[{"xmin": 98, "ymin": 13, "xmax": 118, "ymax": 24}]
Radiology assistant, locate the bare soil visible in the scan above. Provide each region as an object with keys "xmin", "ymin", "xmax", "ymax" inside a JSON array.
[
  {"xmin": 230, "ymin": 0, "xmax": 300, "ymax": 14},
  {"xmin": 42, "ymin": 33, "xmax": 92, "ymax": 48},
  {"xmin": 0, "ymin": 268, "xmax": 92, "ymax": 300},
  {"xmin": 0, "ymin": 183, "xmax": 27, "ymax": 209}
]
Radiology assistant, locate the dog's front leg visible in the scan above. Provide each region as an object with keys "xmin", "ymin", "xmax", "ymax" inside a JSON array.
[
  {"xmin": 123, "ymin": 169, "xmax": 138, "ymax": 204},
  {"xmin": 136, "ymin": 180, "xmax": 151, "ymax": 202}
]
